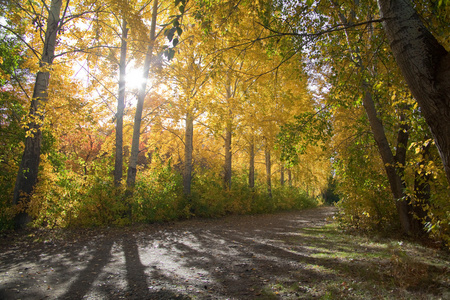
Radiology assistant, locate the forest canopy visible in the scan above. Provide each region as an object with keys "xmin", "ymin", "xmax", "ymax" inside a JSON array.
[{"xmin": 0, "ymin": 0, "xmax": 449, "ymax": 245}]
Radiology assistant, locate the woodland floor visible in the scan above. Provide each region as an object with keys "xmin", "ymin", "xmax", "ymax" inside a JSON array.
[{"xmin": 0, "ymin": 206, "xmax": 449, "ymax": 300}]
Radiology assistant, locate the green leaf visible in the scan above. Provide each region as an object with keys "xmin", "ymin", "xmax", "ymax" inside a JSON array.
[
  {"xmin": 166, "ymin": 27, "xmax": 176, "ymax": 41},
  {"xmin": 164, "ymin": 48, "xmax": 176, "ymax": 61}
]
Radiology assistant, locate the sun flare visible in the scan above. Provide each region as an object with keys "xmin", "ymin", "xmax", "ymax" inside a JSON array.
[{"xmin": 125, "ymin": 67, "xmax": 148, "ymax": 90}]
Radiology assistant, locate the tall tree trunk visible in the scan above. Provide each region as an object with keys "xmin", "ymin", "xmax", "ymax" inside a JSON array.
[
  {"xmin": 114, "ymin": 18, "xmax": 128, "ymax": 186},
  {"xmin": 12, "ymin": 0, "xmax": 63, "ymax": 229},
  {"xmin": 249, "ymin": 138, "xmax": 255, "ymax": 189},
  {"xmin": 280, "ymin": 163, "xmax": 285, "ymax": 186},
  {"xmin": 331, "ymin": 1, "xmax": 412, "ymax": 234},
  {"xmin": 183, "ymin": 111, "xmax": 194, "ymax": 196},
  {"xmin": 288, "ymin": 169, "xmax": 292, "ymax": 187},
  {"xmin": 362, "ymin": 88, "xmax": 411, "ymax": 234},
  {"xmin": 265, "ymin": 146, "xmax": 272, "ymax": 197},
  {"xmin": 223, "ymin": 119, "xmax": 232, "ymax": 190},
  {"xmin": 126, "ymin": 0, "xmax": 158, "ymax": 189},
  {"xmin": 378, "ymin": 0, "xmax": 450, "ymax": 186}
]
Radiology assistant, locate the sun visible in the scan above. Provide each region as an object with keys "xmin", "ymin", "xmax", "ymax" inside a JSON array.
[{"xmin": 125, "ymin": 66, "xmax": 148, "ymax": 90}]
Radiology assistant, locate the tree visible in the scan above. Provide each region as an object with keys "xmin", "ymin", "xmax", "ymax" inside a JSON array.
[
  {"xmin": 377, "ymin": 0, "xmax": 450, "ymax": 186},
  {"xmin": 328, "ymin": 0, "xmax": 412, "ymax": 234},
  {"xmin": 114, "ymin": 17, "xmax": 128, "ymax": 186},
  {"xmin": 206, "ymin": 60, "xmax": 244, "ymax": 191},
  {"xmin": 248, "ymin": 134, "xmax": 256, "ymax": 189},
  {"xmin": 165, "ymin": 32, "xmax": 211, "ymax": 197},
  {"xmin": 265, "ymin": 141, "xmax": 272, "ymax": 197},
  {"xmin": 126, "ymin": 0, "xmax": 159, "ymax": 189},
  {"xmin": 12, "ymin": 0, "xmax": 64, "ymax": 228}
]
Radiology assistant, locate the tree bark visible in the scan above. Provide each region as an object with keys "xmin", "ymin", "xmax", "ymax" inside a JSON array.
[
  {"xmin": 378, "ymin": 0, "xmax": 450, "ymax": 186},
  {"xmin": 183, "ymin": 111, "xmax": 194, "ymax": 196},
  {"xmin": 265, "ymin": 146, "xmax": 272, "ymax": 197},
  {"xmin": 223, "ymin": 119, "xmax": 232, "ymax": 190},
  {"xmin": 114, "ymin": 18, "xmax": 128, "ymax": 186},
  {"xmin": 280, "ymin": 163, "xmax": 285, "ymax": 186},
  {"xmin": 12, "ymin": 0, "xmax": 63, "ymax": 229},
  {"xmin": 126, "ymin": 0, "xmax": 158, "ymax": 189},
  {"xmin": 249, "ymin": 138, "xmax": 255, "ymax": 189},
  {"xmin": 362, "ymin": 88, "xmax": 411, "ymax": 234}
]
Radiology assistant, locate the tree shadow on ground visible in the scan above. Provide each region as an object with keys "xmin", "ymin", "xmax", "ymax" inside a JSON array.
[
  {"xmin": 0, "ymin": 207, "xmax": 448, "ymax": 299},
  {"xmin": 59, "ymin": 237, "xmax": 115, "ymax": 299}
]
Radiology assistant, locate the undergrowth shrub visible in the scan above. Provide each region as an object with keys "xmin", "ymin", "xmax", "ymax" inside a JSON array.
[
  {"xmin": 16, "ymin": 153, "xmax": 320, "ymax": 230},
  {"xmin": 189, "ymin": 169, "xmax": 318, "ymax": 218},
  {"xmin": 132, "ymin": 162, "xmax": 185, "ymax": 223},
  {"xmin": 0, "ymin": 173, "xmax": 16, "ymax": 230},
  {"xmin": 28, "ymin": 157, "xmax": 78, "ymax": 228},
  {"xmin": 0, "ymin": 194, "xmax": 14, "ymax": 231},
  {"xmin": 334, "ymin": 175, "xmax": 399, "ymax": 233},
  {"xmin": 272, "ymin": 185, "xmax": 318, "ymax": 210},
  {"xmin": 29, "ymin": 155, "xmax": 127, "ymax": 228},
  {"xmin": 334, "ymin": 139, "xmax": 450, "ymax": 246},
  {"xmin": 189, "ymin": 170, "xmax": 229, "ymax": 218},
  {"xmin": 70, "ymin": 178, "xmax": 128, "ymax": 227},
  {"xmin": 0, "ymin": 91, "xmax": 26, "ymax": 231}
]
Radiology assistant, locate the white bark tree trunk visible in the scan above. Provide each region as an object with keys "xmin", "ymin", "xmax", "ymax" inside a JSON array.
[
  {"xmin": 223, "ymin": 83, "xmax": 233, "ymax": 190},
  {"xmin": 114, "ymin": 18, "xmax": 128, "ymax": 186},
  {"xmin": 183, "ymin": 111, "xmax": 194, "ymax": 196},
  {"xmin": 126, "ymin": 0, "xmax": 158, "ymax": 188},
  {"xmin": 249, "ymin": 138, "xmax": 255, "ymax": 189},
  {"xmin": 265, "ymin": 146, "xmax": 272, "ymax": 197},
  {"xmin": 223, "ymin": 119, "xmax": 232, "ymax": 190}
]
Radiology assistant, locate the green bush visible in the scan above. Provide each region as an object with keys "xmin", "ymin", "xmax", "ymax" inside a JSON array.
[
  {"xmin": 189, "ymin": 169, "xmax": 318, "ymax": 218},
  {"xmin": 132, "ymin": 163, "xmax": 185, "ymax": 223}
]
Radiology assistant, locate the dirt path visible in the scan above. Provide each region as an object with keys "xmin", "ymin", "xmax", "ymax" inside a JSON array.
[{"xmin": 0, "ymin": 207, "xmax": 448, "ymax": 299}]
